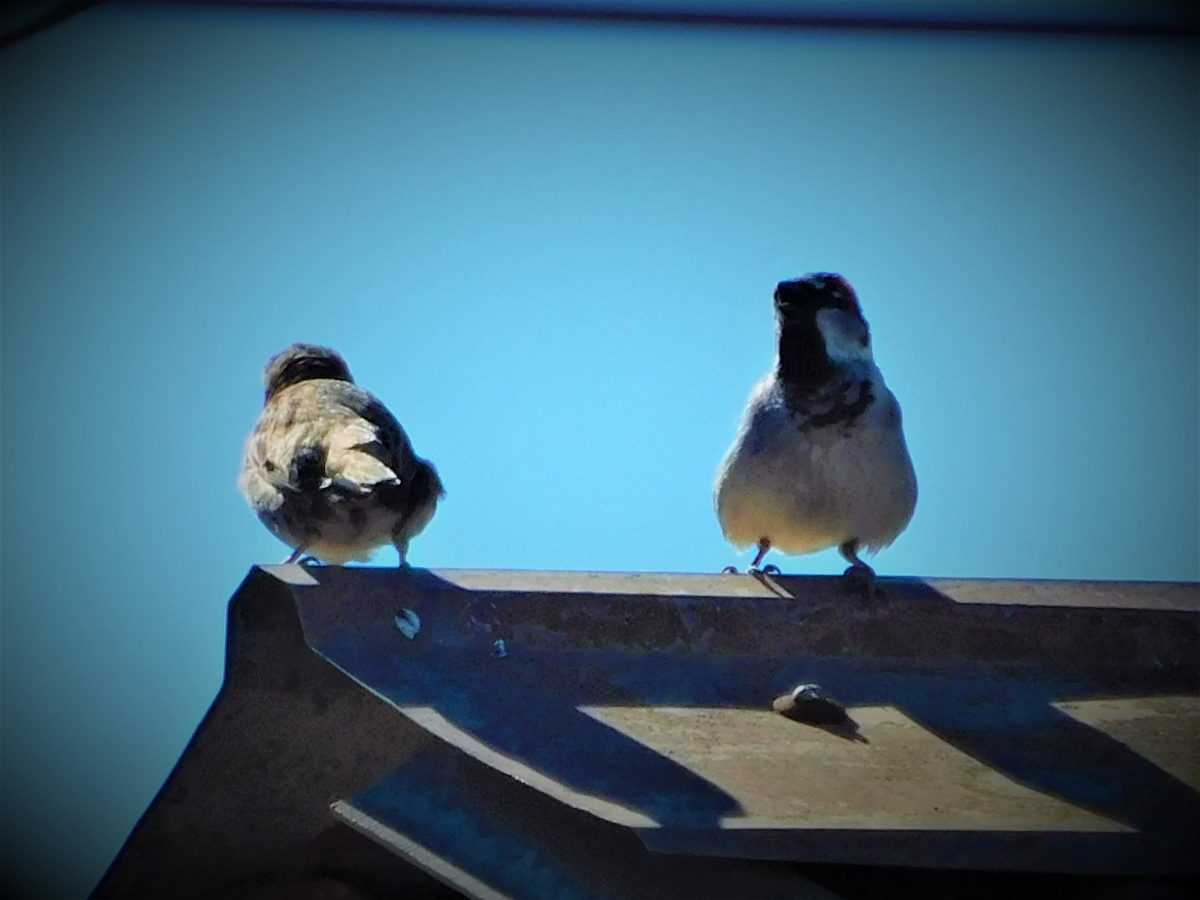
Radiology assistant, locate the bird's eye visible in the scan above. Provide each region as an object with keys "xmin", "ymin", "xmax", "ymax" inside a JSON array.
[{"xmin": 265, "ymin": 460, "xmax": 277, "ymax": 472}]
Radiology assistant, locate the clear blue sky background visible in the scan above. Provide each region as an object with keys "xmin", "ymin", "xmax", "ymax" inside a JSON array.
[{"xmin": 2, "ymin": 2, "xmax": 1197, "ymax": 895}]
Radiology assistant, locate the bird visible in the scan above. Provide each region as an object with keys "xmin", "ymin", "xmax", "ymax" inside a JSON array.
[
  {"xmin": 238, "ymin": 343, "xmax": 444, "ymax": 566},
  {"xmin": 714, "ymin": 273, "xmax": 917, "ymax": 586}
]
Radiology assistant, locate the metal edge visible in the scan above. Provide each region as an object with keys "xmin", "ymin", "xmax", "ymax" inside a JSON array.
[
  {"xmin": 261, "ymin": 563, "xmax": 1199, "ymax": 611},
  {"xmin": 928, "ymin": 578, "xmax": 1200, "ymax": 612},
  {"xmin": 396, "ymin": 706, "xmax": 660, "ymax": 828},
  {"xmin": 330, "ymin": 800, "xmax": 517, "ymax": 900},
  {"xmin": 258, "ymin": 562, "xmax": 322, "ymax": 586},
  {"xmin": 430, "ymin": 568, "xmax": 795, "ymax": 598}
]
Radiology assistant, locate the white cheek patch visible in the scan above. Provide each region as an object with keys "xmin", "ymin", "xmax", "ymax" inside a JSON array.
[{"xmin": 816, "ymin": 308, "xmax": 873, "ymax": 363}]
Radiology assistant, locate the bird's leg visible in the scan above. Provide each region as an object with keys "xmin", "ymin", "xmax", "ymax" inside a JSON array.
[
  {"xmin": 284, "ymin": 547, "xmax": 305, "ymax": 564},
  {"xmin": 839, "ymin": 539, "xmax": 876, "ymax": 594},
  {"xmin": 723, "ymin": 537, "xmax": 772, "ymax": 575},
  {"xmin": 748, "ymin": 538, "xmax": 772, "ymax": 574},
  {"xmin": 838, "ymin": 539, "xmax": 865, "ymax": 568}
]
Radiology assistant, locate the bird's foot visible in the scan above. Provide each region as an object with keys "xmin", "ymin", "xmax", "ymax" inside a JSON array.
[
  {"xmin": 283, "ymin": 547, "xmax": 322, "ymax": 566},
  {"xmin": 721, "ymin": 565, "xmax": 740, "ymax": 574},
  {"xmin": 749, "ymin": 564, "xmax": 782, "ymax": 577},
  {"xmin": 841, "ymin": 561, "xmax": 877, "ymax": 596},
  {"xmin": 838, "ymin": 539, "xmax": 879, "ymax": 596}
]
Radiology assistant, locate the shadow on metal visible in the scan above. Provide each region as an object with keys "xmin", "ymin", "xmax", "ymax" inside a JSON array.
[
  {"xmin": 93, "ymin": 565, "xmax": 1198, "ymax": 899},
  {"xmin": 335, "ymin": 738, "xmax": 837, "ymax": 900},
  {"xmin": 91, "ymin": 567, "xmax": 463, "ymax": 900},
  {"xmin": 292, "ymin": 567, "xmax": 1198, "ymax": 875}
]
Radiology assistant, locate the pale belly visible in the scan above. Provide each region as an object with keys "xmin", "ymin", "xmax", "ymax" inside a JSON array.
[{"xmin": 715, "ymin": 403, "xmax": 917, "ymax": 557}]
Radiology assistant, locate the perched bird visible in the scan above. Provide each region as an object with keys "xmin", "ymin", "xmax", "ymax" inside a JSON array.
[
  {"xmin": 239, "ymin": 343, "xmax": 444, "ymax": 566},
  {"xmin": 714, "ymin": 274, "xmax": 917, "ymax": 583}
]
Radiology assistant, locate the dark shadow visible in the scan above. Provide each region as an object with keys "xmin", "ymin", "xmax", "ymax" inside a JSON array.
[
  {"xmin": 297, "ymin": 566, "xmax": 743, "ymax": 827},
  {"xmin": 288, "ymin": 566, "xmax": 1198, "ymax": 870},
  {"xmin": 351, "ymin": 740, "xmax": 814, "ymax": 900}
]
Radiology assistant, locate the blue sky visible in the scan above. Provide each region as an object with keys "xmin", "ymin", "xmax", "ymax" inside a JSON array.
[{"xmin": 2, "ymin": 3, "xmax": 1197, "ymax": 895}]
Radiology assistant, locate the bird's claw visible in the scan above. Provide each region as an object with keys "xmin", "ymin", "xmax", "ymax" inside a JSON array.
[
  {"xmin": 842, "ymin": 562, "xmax": 877, "ymax": 596},
  {"xmin": 748, "ymin": 563, "xmax": 782, "ymax": 577},
  {"xmin": 721, "ymin": 565, "xmax": 740, "ymax": 574}
]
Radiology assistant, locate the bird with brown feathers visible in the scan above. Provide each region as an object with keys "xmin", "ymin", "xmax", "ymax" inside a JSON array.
[{"xmin": 239, "ymin": 343, "xmax": 444, "ymax": 566}]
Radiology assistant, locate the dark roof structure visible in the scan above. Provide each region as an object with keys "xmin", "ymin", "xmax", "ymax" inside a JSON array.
[{"xmin": 93, "ymin": 566, "xmax": 1198, "ymax": 899}]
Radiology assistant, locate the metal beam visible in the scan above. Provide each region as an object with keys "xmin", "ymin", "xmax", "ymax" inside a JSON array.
[{"xmin": 93, "ymin": 566, "xmax": 1199, "ymax": 898}]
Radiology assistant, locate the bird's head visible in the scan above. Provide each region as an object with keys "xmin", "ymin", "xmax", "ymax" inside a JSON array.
[
  {"xmin": 775, "ymin": 274, "xmax": 873, "ymax": 390},
  {"xmin": 262, "ymin": 343, "xmax": 354, "ymax": 402}
]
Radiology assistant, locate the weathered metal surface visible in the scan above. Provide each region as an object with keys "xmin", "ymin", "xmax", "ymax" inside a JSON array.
[
  {"xmin": 928, "ymin": 578, "xmax": 1199, "ymax": 612},
  {"xmin": 1052, "ymin": 697, "xmax": 1200, "ymax": 790},
  {"xmin": 90, "ymin": 566, "xmax": 841, "ymax": 900},
  {"xmin": 271, "ymin": 566, "xmax": 1199, "ymax": 876},
  {"xmin": 329, "ymin": 737, "xmax": 838, "ymax": 900},
  {"xmin": 94, "ymin": 566, "xmax": 1198, "ymax": 899},
  {"xmin": 91, "ymin": 567, "xmax": 462, "ymax": 900}
]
